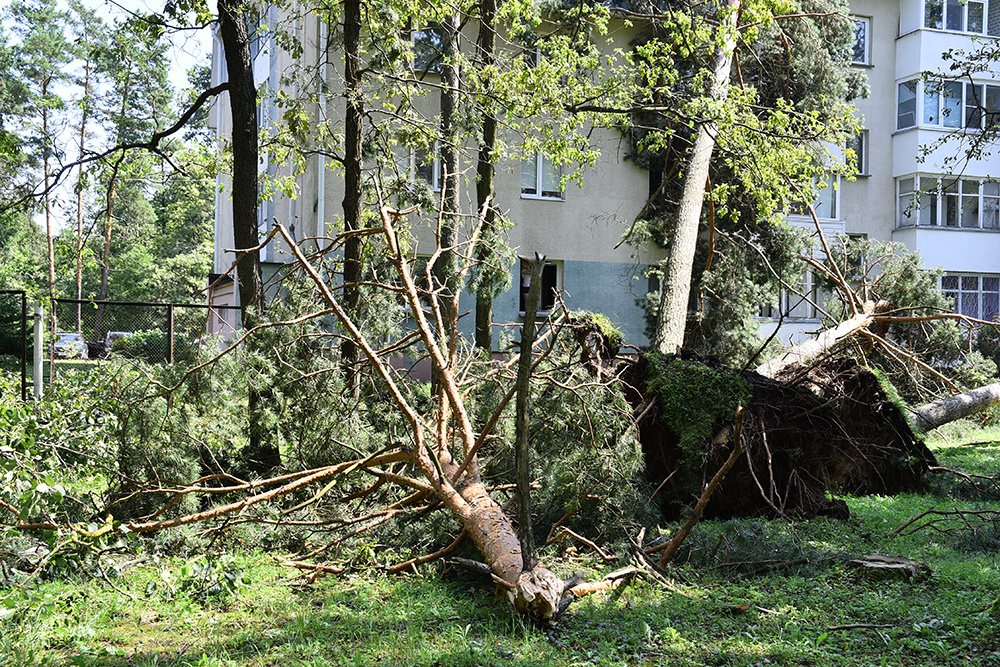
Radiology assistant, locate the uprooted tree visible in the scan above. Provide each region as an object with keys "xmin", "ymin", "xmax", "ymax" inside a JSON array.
[
  {"xmin": 632, "ymin": 213, "xmax": 1000, "ymax": 523},
  {"xmin": 1, "ymin": 202, "xmax": 656, "ymax": 621}
]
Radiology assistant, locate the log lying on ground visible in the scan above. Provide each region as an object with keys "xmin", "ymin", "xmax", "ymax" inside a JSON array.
[{"xmin": 910, "ymin": 382, "xmax": 1000, "ymax": 434}]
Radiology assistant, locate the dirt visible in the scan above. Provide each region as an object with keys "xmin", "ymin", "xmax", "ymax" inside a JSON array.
[{"xmin": 628, "ymin": 353, "xmax": 937, "ymax": 520}]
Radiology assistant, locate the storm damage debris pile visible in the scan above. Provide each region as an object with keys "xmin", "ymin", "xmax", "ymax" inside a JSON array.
[{"xmin": 630, "ymin": 353, "xmax": 937, "ymax": 520}]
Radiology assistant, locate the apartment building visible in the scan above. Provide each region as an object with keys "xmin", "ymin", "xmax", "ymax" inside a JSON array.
[
  {"xmin": 209, "ymin": 2, "xmax": 1000, "ymax": 348},
  {"xmin": 765, "ymin": 0, "xmax": 1000, "ymax": 342},
  {"xmin": 208, "ymin": 12, "xmax": 661, "ymax": 347}
]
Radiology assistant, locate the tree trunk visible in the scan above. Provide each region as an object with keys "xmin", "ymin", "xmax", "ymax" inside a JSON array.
[
  {"xmin": 341, "ymin": 0, "xmax": 363, "ymax": 392},
  {"xmin": 217, "ymin": 0, "xmax": 264, "ymax": 326},
  {"xmin": 218, "ymin": 0, "xmax": 274, "ymax": 469},
  {"xmin": 755, "ymin": 310, "xmax": 875, "ymax": 378},
  {"xmin": 93, "ymin": 168, "xmax": 119, "ymax": 342},
  {"xmin": 653, "ymin": 0, "xmax": 740, "ymax": 354},
  {"xmin": 279, "ymin": 222, "xmax": 566, "ymax": 620},
  {"xmin": 474, "ymin": 0, "xmax": 497, "ymax": 352},
  {"xmin": 514, "ymin": 254, "xmax": 544, "ymax": 572},
  {"xmin": 911, "ymin": 383, "xmax": 1000, "ymax": 433},
  {"xmin": 435, "ymin": 11, "xmax": 462, "ymax": 331},
  {"xmin": 96, "ymin": 71, "xmax": 132, "ymax": 343},
  {"xmin": 435, "ymin": 445, "xmax": 565, "ymax": 619},
  {"xmin": 42, "ymin": 78, "xmax": 55, "ymax": 304},
  {"xmin": 75, "ymin": 54, "xmax": 91, "ymax": 333}
]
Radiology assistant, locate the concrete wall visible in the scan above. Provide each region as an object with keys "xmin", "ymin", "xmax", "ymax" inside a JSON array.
[{"xmin": 839, "ymin": 0, "xmax": 900, "ymax": 245}]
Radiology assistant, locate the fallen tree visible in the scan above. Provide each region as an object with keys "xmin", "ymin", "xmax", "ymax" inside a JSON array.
[
  {"xmin": 633, "ymin": 353, "xmax": 936, "ymax": 520},
  {"xmin": 910, "ymin": 382, "xmax": 1000, "ymax": 434},
  {"xmin": 3, "ymin": 203, "xmax": 652, "ymax": 623}
]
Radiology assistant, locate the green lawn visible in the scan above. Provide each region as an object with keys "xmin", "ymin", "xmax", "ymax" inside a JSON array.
[{"xmin": 3, "ymin": 437, "xmax": 999, "ymax": 667}]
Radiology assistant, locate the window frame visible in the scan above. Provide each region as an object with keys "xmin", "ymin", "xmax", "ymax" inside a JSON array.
[
  {"xmin": 897, "ymin": 78, "xmax": 1000, "ymax": 131},
  {"xmin": 518, "ymin": 258, "xmax": 560, "ymax": 316},
  {"xmin": 760, "ymin": 269, "xmax": 826, "ymax": 321},
  {"xmin": 941, "ymin": 274, "xmax": 1000, "ymax": 320},
  {"xmin": 851, "ymin": 17, "xmax": 872, "ymax": 66},
  {"xmin": 898, "ymin": 80, "xmax": 918, "ymax": 130},
  {"xmin": 896, "ymin": 175, "xmax": 1000, "ymax": 229},
  {"xmin": 521, "ymin": 152, "xmax": 564, "ymax": 201},
  {"xmin": 850, "ymin": 130, "xmax": 870, "ymax": 176},
  {"xmin": 410, "ymin": 26, "xmax": 445, "ymax": 74},
  {"xmin": 412, "ymin": 142, "xmax": 441, "ymax": 192},
  {"xmin": 924, "ymin": 0, "xmax": 992, "ymax": 33},
  {"xmin": 788, "ymin": 173, "xmax": 839, "ymax": 221}
]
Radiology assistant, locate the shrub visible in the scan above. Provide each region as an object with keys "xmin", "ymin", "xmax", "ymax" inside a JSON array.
[{"xmin": 111, "ymin": 329, "xmax": 169, "ymax": 363}]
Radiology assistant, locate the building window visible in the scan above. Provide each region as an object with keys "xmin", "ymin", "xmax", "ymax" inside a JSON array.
[
  {"xmin": 519, "ymin": 258, "xmax": 559, "ymax": 315},
  {"xmin": 942, "ymin": 274, "xmax": 1000, "ymax": 320},
  {"xmin": 898, "ymin": 177, "xmax": 917, "ymax": 225},
  {"xmin": 966, "ymin": 84, "xmax": 1000, "ymax": 129},
  {"xmin": 898, "ymin": 81, "xmax": 917, "ymax": 129},
  {"xmin": 521, "ymin": 153, "xmax": 563, "ymax": 200},
  {"xmin": 789, "ymin": 174, "xmax": 838, "ymax": 220},
  {"xmin": 761, "ymin": 270, "xmax": 824, "ymax": 320},
  {"xmin": 852, "ymin": 17, "xmax": 871, "ymax": 65},
  {"xmin": 924, "ymin": 80, "xmax": 964, "ymax": 128},
  {"xmin": 898, "ymin": 79, "xmax": 1000, "ymax": 130},
  {"xmin": 897, "ymin": 176, "xmax": 1000, "ymax": 229},
  {"xmin": 849, "ymin": 130, "xmax": 869, "ymax": 176},
  {"xmin": 413, "ymin": 143, "xmax": 440, "ymax": 191},
  {"xmin": 411, "ymin": 26, "xmax": 444, "ymax": 73},
  {"xmin": 925, "ymin": 0, "xmax": 991, "ymax": 33}
]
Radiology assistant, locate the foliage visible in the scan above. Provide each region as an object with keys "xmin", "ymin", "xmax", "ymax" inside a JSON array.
[
  {"xmin": 824, "ymin": 237, "xmax": 999, "ymax": 401},
  {"xmin": 109, "ymin": 329, "xmax": 167, "ymax": 363},
  {"xmin": 683, "ymin": 224, "xmax": 814, "ymax": 365},
  {"xmin": 5, "ymin": 432, "xmax": 1000, "ymax": 666},
  {"xmin": 626, "ymin": 0, "xmax": 864, "ymax": 354},
  {"xmin": 644, "ymin": 353, "xmax": 751, "ymax": 466},
  {"xmin": 482, "ymin": 339, "xmax": 655, "ymax": 545}
]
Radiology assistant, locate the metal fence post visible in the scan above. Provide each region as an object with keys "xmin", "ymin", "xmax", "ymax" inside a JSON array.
[
  {"xmin": 33, "ymin": 303, "xmax": 43, "ymax": 399},
  {"xmin": 168, "ymin": 304, "xmax": 175, "ymax": 364},
  {"xmin": 20, "ymin": 291, "xmax": 26, "ymax": 402}
]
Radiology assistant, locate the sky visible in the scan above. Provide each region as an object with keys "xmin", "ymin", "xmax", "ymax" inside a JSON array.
[
  {"xmin": 1, "ymin": 0, "xmax": 211, "ymax": 88},
  {"xmin": 2, "ymin": 0, "xmax": 214, "ymax": 229},
  {"xmin": 86, "ymin": 0, "xmax": 211, "ymax": 90}
]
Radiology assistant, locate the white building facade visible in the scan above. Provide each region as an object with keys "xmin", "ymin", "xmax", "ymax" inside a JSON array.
[
  {"xmin": 208, "ymin": 14, "xmax": 661, "ymax": 347},
  {"xmin": 209, "ymin": 2, "xmax": 1000, "ymax": 348},
  {"xmin": 766, "ymin": 0, "xmax": 1000, "ymax": 342}
]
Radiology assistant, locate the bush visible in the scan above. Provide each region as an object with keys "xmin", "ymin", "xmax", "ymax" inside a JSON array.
[{"xmin": 111, "ymin": 329, "xmax": 168, "ymax": 363}]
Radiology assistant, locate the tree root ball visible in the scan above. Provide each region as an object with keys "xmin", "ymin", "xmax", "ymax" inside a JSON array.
[{"xmin": 627, "ymin": 353, "xmax": 937, "ymax": 520}]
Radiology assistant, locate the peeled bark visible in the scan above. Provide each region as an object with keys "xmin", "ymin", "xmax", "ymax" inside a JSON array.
[
  {"xmin": 438, "ymin": 455, "xmax": 564, "ymax": 619},
  {"xmin": 911, "ymin": 383, "xmax": 1000, "ymax": 434}
]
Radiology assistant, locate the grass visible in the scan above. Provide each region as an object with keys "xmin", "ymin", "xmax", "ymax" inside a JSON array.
[
  {"xmin": 2, "ymin": 357, "xmax": 104, "ymax": 380},
  {"xmin": 3, "ymin": 430, "xmax": 1000, "ymax": 666}
]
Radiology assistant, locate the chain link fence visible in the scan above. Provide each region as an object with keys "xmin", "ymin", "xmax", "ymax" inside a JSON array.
[
  {"xmin": 52, "ymin": 299, "xmax": 241, "ymax": 366},
  {"xmin": 0, "ymin": 290, "xmax": 27, "ymax": 400}
]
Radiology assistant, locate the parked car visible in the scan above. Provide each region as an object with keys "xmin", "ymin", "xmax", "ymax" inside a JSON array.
[
  {"xmin": 105, "ymin": 331, "xmax": 132, "ymax": 354},
  {"xmin": 54, "ymin": 332, "xmax": 88, "ymax": 360}
]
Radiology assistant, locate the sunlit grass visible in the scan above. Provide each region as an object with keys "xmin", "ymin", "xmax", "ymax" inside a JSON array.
[{"xmin": 4, "ymin": 429, "xmax": 1000, "ymax": 666}]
